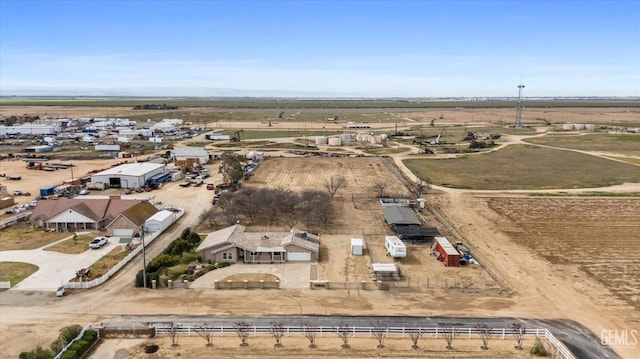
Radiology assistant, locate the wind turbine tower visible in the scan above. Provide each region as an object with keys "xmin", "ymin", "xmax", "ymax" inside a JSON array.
[{"xmin": 514, "ymin": 83, "xmax": 525, "ymax": 128}]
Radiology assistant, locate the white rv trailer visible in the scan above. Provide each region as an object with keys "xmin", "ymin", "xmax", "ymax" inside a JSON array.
[{"xmin": 385, "ymin": 235, "xmax": 406, "ymax": 259}]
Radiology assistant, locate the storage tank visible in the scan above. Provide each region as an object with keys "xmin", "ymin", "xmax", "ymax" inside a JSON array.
[
  {"xmin": 584, "ymin": 124, "xmax": 596, "ymax": 131},
  {"xmin": 340, "ymin": 133, "xmax": 351, "ymax": 146},
  {"xmin": 574, "ymin": 123, "xmax": 585, "ymax": 130},
  {"xmin": 328, "ymin": 137, "xmax": 341, "ymax": 146},
  {"xmin": 315, "ymin": 136, "xmax": 328, "ymax": 145},
  {"xmin": 562, "ymin": 123, "xmax": 574, "ymax": 131}
]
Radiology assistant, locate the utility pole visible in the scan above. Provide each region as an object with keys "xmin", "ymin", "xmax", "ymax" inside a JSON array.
[{"xmin": 141, "ymin": 228, "xmax": 147, "ymax": 288}]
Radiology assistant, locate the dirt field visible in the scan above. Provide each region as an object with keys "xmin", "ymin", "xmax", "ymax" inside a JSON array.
[
  {"xmin": 94, "ymin": 335, "xmax": 540, "ymax": 359},
  {"xmin": 486, "ymin": 197, "xmax": 640, "ymax": 316}
]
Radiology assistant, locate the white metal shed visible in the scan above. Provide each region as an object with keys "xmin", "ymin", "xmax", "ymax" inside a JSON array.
[
  {"xmin": 144, "ymin": 210, "xmax": 175, "ymax": 233},
  {"xmin": 351, "ymin": 238, "xmax": 363, "ymax": 256}
]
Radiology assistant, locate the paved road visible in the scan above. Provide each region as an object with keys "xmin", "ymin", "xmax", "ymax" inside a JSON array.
[{"xmin": 101, "ymin": 314, "xmax": 621, "ymax": 359}]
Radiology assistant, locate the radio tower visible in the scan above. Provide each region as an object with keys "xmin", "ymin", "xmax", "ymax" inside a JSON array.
[{"xmin": 514, "ymin": 83, "xmax": 525, "ymax": 128}]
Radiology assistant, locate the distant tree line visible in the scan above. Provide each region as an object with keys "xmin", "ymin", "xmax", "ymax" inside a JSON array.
[
  {"xmin": 132, "ymin": 103, "xmax": 178, "ymax": 110},
  {"xmin": 200, "ymin": 187, "xmax": 334, "ymax": 230},
  {"xmin": 1, "ymin": 115, "xmax": 40, "ymax": 126}
]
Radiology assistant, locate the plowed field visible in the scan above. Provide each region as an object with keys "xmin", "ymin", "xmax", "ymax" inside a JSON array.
[{"xmin": 487, "ymin": 197, "xmax": 640, "ymax": 311}]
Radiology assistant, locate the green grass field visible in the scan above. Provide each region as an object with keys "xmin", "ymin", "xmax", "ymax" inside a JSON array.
[
  {"xmin": 0, "ymin": 262, "xmax": 39, "ymax": 287},
  {"xmin": 404, "ymin": 144, "xmax": 640, "ymax": 190},
  {"xmin": 524, "ymin": 133, "xmax": 640, "ymax": 156}
]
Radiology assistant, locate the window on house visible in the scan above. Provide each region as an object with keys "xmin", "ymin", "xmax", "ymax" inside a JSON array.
[{"xmin": 223, "ymin": 252, "xmax": 233, "ymax": 260}]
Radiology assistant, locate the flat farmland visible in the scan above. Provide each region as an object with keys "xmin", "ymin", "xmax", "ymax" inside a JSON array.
[
  {"xmin": 247, "ymin": 157, "xmax": 409, "ymax": 196},
  {"xmin": 486, "ymin": 197, "xmax": 640, "ymax": 311}
]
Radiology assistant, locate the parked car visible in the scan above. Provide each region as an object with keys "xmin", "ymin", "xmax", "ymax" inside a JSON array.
[
  {"xmin": 79, "ymin": 189, "xmax": 89, "ymax": 195},
  {"xmin": 12, "ymin": 190, "xmax": 22, "ymax": 196},
  {"xmin": 89, "ymin": 236, "xmax": 108, "ymax": 249},
  {"xmin": 206, "ymin": 183, "xmax": 214, "ymax": 190}
]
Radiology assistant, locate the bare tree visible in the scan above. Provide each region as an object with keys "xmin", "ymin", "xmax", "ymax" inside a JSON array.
[
  {"xmin": 439, "ymin": 325, "xmax": 457, "ymax": 349},
  {"xmin": 510, "ymin": 323, "xmax": 526, "ymax": 350},
  {"xmin": 408, "ymin": 179, "xmax": 431, "ymax": 199},
  {"xmin": 370, "ymin": 320, "xmax": 388, "ymax": 348},
  {"xmin": 235, "ymin": 321, "xmax": 250, "ymax": 347},
  {"xmin": 194, "ymin": 322, "xmax": 213, "ymax": 347},
  {"xmin": 269, "ymin": 321, "xmax": 285, "ymax": 347},
  {"xmin": 302, "ymin": 322, "xmax": 318, "ymax": 348},
  {"xmin": 408, "ymin": 325, "xmax": 423, "ymax": 349},
  {"xmin": 325, "ymin": 175, "xmax": 346, "ymax": 200},
  {"xmin": 476, "ymin": 323, "xmax": 492, "ymax": 350},
  {"xmin": 370, "ymin": 180, "xmax": 388, "ymax": 198},
  {"xmin": 336, "ymin": 322, "xmax": 353, "ymax": 348},
  {"xmin": 168, "ymin": 322, "xmax": 179, "ymax": 347}
]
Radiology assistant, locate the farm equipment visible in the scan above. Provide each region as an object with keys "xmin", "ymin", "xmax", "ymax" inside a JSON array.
[
  {"xmin": 412, "ymin": 140, "xmax": 435, "ymax": 154},
  {"xmin": 230, "ymin": 129, "xmax": 244, "ymax": 142},
  {"xmin": 430, "ymin": 127, "xmax": 447, "ymax": 145}
]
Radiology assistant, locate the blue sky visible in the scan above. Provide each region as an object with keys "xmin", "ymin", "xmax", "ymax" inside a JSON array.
[{"xmin": 1, "ymin": 0, "xmax": 638, "ymax": 97}]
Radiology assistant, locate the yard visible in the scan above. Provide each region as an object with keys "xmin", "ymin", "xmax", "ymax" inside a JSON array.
[{"xmin": 0, "ymin": 224, "xmax": 70, "ymax": 251}]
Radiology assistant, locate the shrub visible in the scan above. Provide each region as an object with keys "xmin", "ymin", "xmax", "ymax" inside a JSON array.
[
  {"xmin": 51, "ymin": 324, "xmax": 83, "ymax": 355},
  {"xmin": 180, "ymin": 227, "xmax": 191, "ymax": 240},
  {"xmin": 530, "ymin": 337, "xmax": 548, "ymax": 356},
  {"xmin": 60, "ymin": 330, "xmax": 98, "ymax": 359},
  {"xmin": 19, "ymin": 347, "xmax": 53, "ymax": 359},
  {"xmin": 148, "ymin": 254, "xmax": 180, "ymax": 273},
  {"xmin": 170, "ymin": 240, "xmax": 194, "ymax": 256},
  {"xmin": 181, "ymin": 252, "xmax": 199, "ymax": 264},
  {"xmin": 215, "ymin": 261, "xmax": 230, "ymax": 268},
  {"xmin": 187, "ymin": 232, "xmax": 202, "ymax": 245}
]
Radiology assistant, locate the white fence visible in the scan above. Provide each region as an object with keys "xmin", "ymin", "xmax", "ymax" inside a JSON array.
[
  {"xmin": 65, "ymin": 209, "xmax": 184, "ymax": 289},
  {"xmin": 153, "ymin": 324, "xmax": 574, "ymax": 359},
  {"xmin": 53, "ymin": 323, "xmax": 95, "ymax": 359}
]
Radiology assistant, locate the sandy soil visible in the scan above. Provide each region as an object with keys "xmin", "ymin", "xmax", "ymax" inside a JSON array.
[
  {"xmin": 93, "ymin": 335, "xmax": 540, "ymax": 359},
  {"xmin": 1, "ymin": 106, "xmax": 639, "ymax": 359}
]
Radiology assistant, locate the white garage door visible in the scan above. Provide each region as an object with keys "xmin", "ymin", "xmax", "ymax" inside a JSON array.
[{"xmin": 287, "ymin": 252, "xmax": 311, "ymax": 261}]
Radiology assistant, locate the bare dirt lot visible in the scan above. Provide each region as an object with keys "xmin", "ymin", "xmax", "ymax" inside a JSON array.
[
  {"xmin": 486, "ymin": 196, "xmax": 640, "ymax": 317},
  {"xmin": 96, "ymin": 335, "xmax": 539, "ymax": 359}
]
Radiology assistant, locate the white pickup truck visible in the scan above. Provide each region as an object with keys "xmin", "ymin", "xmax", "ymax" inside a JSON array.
[{"xmin": 89, "ymin": 237, "xmax": 108, "ymax": 249}]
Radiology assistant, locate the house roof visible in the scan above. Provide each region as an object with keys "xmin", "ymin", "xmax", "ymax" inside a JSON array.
[
  {"xmin": 115, "ymin": 201, "xmax": 159, "ymax": 227},
  {"xmin": 92, "ymin": 162, "xmax": 164, "ymax": 177},
  {"xmin": 30, "ymin": 197, "xmax": 146, "ymax": 224},
  {"xmin": 145, "ymin": 209, "xmax": 174, "ymax": 223},
  {"xmin": 382, "ymin": 206, "xmax": 421, "ymax": 226},
  {"xmin": 172, "ymin": 147, "xmax": 209, "ymax": 157},
  {"xmin": 394, "ymin": 226, "xmax": 441, "ymax": 238},
  {"xmin": 197, "ymin": 225, "xmax": 319, "ymax": 253}
]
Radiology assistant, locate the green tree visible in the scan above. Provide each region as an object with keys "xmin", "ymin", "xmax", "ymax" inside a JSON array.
[
  {"xmin": 219, "ymin": 152, "xmax": 244, "ymax": 185},
  {"xmin": 51, "ymin": 325, "xmax": 82, "ymax": 354}
]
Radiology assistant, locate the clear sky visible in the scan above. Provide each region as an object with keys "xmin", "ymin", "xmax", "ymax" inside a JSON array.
[{"xmin": 1, "ymin": 0, "xmax": 638, "ymax": 97}]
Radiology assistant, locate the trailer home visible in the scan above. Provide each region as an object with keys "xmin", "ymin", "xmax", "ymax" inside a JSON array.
[{"xmin": 385, "ymin": 235, "xmax": 406, "ymax": 259}]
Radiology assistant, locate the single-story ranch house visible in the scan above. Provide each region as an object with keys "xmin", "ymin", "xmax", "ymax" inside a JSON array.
[
  {"xmin": 197, "ymin": 224, "xmax": 320, "ymax": 263},
  {"xmin": 30, "ymin": 195, "xmax": 158, "ymax": 234}
]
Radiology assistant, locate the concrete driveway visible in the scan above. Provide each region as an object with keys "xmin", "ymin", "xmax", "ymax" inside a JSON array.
[
  {"xmin": 0, "ymin": 234, "xmax": 119, "ymax": 291},
  {"xmin": 190, "ymin": 262, "xmax": 311, "ymax": 289}
]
